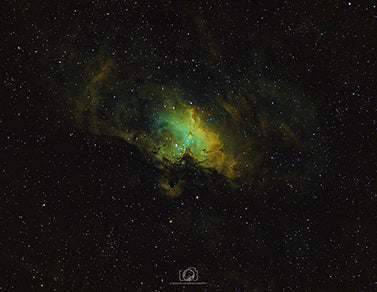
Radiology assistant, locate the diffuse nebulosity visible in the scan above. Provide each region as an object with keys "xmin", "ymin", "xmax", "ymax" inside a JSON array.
[{"xmin": 69, "ymin": 54, "xmax": 316, "ymax": 196}]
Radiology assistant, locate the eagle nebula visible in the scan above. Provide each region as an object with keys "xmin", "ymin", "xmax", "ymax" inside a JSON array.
[{"xmin": 68, "ymin": 54, "xmax": 316, "ymax": 196}]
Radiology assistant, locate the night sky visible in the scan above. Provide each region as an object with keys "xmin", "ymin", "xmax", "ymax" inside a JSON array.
[{"xmin": 2, "ymin": 0, "xmax": 377, "ymax": 291}]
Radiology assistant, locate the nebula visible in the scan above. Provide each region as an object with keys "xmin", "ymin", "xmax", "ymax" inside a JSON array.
[{"xmin": 68, "ymin": 54, "xmax": 316, "ymax": 195}]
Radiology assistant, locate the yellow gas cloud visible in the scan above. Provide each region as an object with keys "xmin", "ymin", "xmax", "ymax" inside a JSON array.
[{"xmin": 69, "ymin": 54, "xmax": 315, "ymax": 196}]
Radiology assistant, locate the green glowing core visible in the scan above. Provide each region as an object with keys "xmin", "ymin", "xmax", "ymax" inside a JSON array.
[{"xmin": 154, "ymin": 104, "xmax": 223, "ymax": 165}]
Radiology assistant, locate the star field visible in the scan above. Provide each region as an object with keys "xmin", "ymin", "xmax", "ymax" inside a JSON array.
[{"xmin": 2, "ymin": 1, "xmax": 376, "ymax": 291}]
